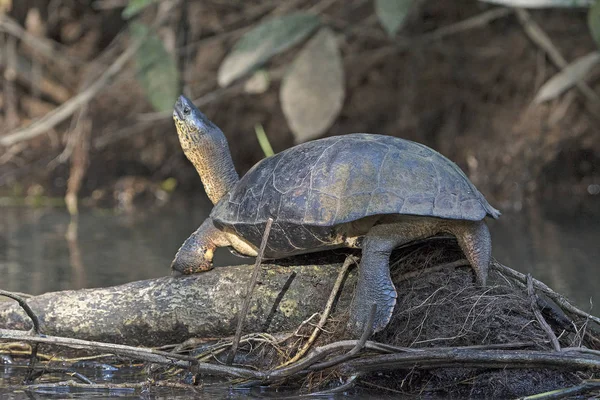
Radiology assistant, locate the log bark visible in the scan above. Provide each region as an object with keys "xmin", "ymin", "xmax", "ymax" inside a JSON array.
[{"xmin": 0, "ymin": 263, "xmax": 354, "ymax": 346}]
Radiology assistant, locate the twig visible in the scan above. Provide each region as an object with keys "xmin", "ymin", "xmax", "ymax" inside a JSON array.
[
  {"xmin": 0, "ymin": 328, "xmax": 264, "ymax": 379},
  {"xmin": 0, "ymin": 290, "xmax": 40, "ymax": 335},
  {"xmin": 0, "ymin": 42, "xmax": 138, "ymax": 147},
  {"xmin": 527, "ymin": 274, "xmax": 561, "ymax": 351},
  {"xmin": 22, "ymin": 378, "xmax": 195, "ymax": 391},
  {"xmin": 492, "ymin": 261, "xmax": 600, "ymax": 326},
  {"xmin": 306, "ymin": 374, "xmax": 360, "ymax": 396},
  {"xmin": 515, "ymin": 9, "xmax": 600, "ymax": 114},
  {"xmin": 309, "ymin": 304, "xmax": 377, "ymax": 371},
  {"xmin": 0, "ymin": 290, "xmax": 42, "ymax": 384},
  {"xmin": 340, "ymin": 348, "xmax": 600, "ymax": 375},
  {"xmin": 227, "ymin": 217, "xmax": 274, "ymax": 365},
  {"xmin": 0, "ymin": 15, "xmax": 80, "ymax": 69},
  {"xmin": 2, "ymin": 34, "xmax": 19, "ymax": 130},
  {"xmin": 522, "ymin": 379, "xmax": 600, "ymax": 400},
  {"xmin": 26, "ymin": 367, "xmax": 93, "ymax": 385},
  {"xmin": 562, "ymin": 347, "xmax": 600, "ymax": 358},
  {"xmin": 397, "ymin": 259, "xmax": 470, "ymax": 282},
  {"xmin": 280, "ymin": 255, "xmax": 357, "ymax": 366}
]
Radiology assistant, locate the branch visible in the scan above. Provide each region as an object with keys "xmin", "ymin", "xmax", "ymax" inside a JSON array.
[
  {"xmin": 492, "ymin": 261, "xmax": 600, "ymax": 326},
  {"xmin": 0, "ymin": 328, "xmax": 264, "ymax": 379},
  {"xmin": 341, "ymin": 348, "xmax": 600, "ymax": 375},
  {"xmin": 228, "ymin": 218, "xmax": 274, "ymax": 365},
  {"xmin": 527, "ymin": 274, "xmax": 561, "ymax": 352}
]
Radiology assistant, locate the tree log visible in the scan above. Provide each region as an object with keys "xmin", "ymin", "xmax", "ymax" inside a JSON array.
[{"xmin": 0, "ymin": 263, "xmax": 354, "ymax": 346}]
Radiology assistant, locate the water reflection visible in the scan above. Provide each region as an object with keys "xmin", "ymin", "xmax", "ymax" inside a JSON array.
[
  {"xmin": 490, "ymin": 207, "xmax": 599, "ymax": 309},
  {"xmin": 0, "ymin": 199, "xmax": 242, "ymax": 295},
  {"xmin": 0, "ymin": 202, "xmax": 598, "ymax": 309}
]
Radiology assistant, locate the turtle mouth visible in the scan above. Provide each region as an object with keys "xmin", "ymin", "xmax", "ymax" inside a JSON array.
[
  {"xmin": 173, "ymin": 95, "xmax": 186, "ymax": 121},
  {"xmin": 173, "ymin": 107, "xmax": 183, "ymax": 121}
]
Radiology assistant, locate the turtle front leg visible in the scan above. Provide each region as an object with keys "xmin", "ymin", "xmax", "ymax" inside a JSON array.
[{"xmin": 171, "ymin": 217, "xmax": 230, "ymax": 275}]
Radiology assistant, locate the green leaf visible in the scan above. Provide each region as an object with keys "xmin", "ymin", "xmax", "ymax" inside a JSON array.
[
  {"xmin": 255, "ymin": 123, "xmax": 274, "ymax": 157},
  {"xmin": 590, "ymin": 0, "xmax": 600, "ymax": 48},
  {"xmin": 218, "ymin": 12, "xmax": 320, "ymax": 87},
  {"xmin": 375, "ymin": 0, "xmax": 413, "ymax": 37},
  {"xmin": 130, "ymin": 22, "xmax": 180, "ymax": 112},
  {"xmin": 280, "ymin": 28, "xmax": 344, "ymax": 143},
  {"xmin": 122, "ymin": 0, "xmax": 156, "ymax": 19}
]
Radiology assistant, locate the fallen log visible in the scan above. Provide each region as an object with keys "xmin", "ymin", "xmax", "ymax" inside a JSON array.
[{"xmin": 0, "ymin": 261, "xmax": 355, "ymax": 346}]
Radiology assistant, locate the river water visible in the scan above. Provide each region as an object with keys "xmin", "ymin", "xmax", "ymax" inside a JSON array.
[
  {"xmin": 0, "ymin": 199, "xmax": 598, "ymax": 398},
  {"xmin": 1, "ymin": 201, "xmax": 598, "ymax": 307}
]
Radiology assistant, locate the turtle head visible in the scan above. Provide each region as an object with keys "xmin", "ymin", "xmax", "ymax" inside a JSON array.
[
  {"xmin": 173, "ymin": 95, "xmax": 224, "ymax": 152},
  {"xmin": 172, "ymin": 95, "xmax": 239, "ymax": 204}
]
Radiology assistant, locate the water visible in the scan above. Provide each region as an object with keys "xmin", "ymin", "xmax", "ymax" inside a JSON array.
[{"xmin": 0, "ymin": 202, "xmax": 597, "ymax": 305}]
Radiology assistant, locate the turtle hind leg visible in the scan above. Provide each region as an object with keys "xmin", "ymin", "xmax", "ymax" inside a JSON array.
[
  {"xmin": 445, "ymin": 220, "xmax": 491, "ymax": 286},
  {"xmin": 347, "ymin": 222, "xmax": 433, "ymax": 337},
  {"xmin": 171, "ymin": 217, "xmax": 230, "ymax": 275}
]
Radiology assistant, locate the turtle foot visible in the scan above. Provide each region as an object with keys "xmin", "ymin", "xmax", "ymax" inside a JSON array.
[{"xmin": 347, "ymin": 280, "xmax": 397, "ymax": 338}]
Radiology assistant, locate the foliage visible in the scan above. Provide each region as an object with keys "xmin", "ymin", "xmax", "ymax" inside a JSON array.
[
  {"xmin": 375, "ymin": 0, "xmax": 414, "ymax": 36},
  {"xmin": 590, "ymin": 0, "xmax": 600, "ymax": 46},
  {"xmin": 255, "ymin": 124, "xmax": 275, "ymax": 157},
  {"xmin": 121, "ymin": 0, "xmax": 600, "ymax": 137},
  {"xmin": 215, "ymin": 1, "xmax": 416, "ymax": 143},
  {"xmin": 122, "ymin": 0, "xmax": 156, "ymax": 19},
  {"xmin": 129, "ymin": 22, "xmax": 179, "ymax": 112},
  {"xmin": 217, "ymin": 12, "xmax": 321, "ymax": 87}
]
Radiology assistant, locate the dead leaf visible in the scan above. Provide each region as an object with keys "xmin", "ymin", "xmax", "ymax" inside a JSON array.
[
  {"xmin": 280, "ymin": 28, "xmax": 344, "ymax": 143},
  {"xmin": 534, "ymin": 51, "xmax": 600, "ymax": 104}
]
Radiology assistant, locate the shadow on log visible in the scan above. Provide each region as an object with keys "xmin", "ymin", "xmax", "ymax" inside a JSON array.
[{"xmin": 1, "ymin": 240, "xmax": 599, "ymax": 398}]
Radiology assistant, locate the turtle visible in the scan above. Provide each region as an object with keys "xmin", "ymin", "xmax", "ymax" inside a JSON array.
[{"xmin": 171, "ymin": 95, "xmax": 500, "ymax": 336}]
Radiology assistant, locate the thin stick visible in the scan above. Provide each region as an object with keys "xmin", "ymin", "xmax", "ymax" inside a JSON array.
[
  {"xmin": 26, "ymin": 367, "xmax": 93, "ymax": 385},
  {"xmin": 0, "ymin": 290, "xmax": 43, "ymax": 384},
  {"xmin": 521, "ymin": 379, "xmax": 600, "ymax": 400},
  {"xmin": 0, "ymin": 290, "xmax": 40, "ymax": 335},
  {"xmin": 280, "ymin": 255, "xmax": 357, "ymax": 366},
  {"xmin": 527, "ymin": 274, "xmax": 561, "ymax": 352},
  {"xmin": 307, "ymin": 374, "xmax": 360, "ymax": 396},
  {"xmin": 227, "ymin": 217, "xmax": 274, "ymax": 365},
  {"xmin": 397, "ymin": 259, "xmax": 470, "ymax": 282},
  {"xmin": 309, "ymin": 303, "xmax": 377, "ymax": 371},
  {"xmin": 341, "ymin": 348, "xmax": 600, "ymax": 375},
  {"xmin": 492, "ymin": 261, "xmax": 600, "ymax": 326},
  {"xmin": 0, "ymin": 328, "xmax": 263, "ymax": 379}
]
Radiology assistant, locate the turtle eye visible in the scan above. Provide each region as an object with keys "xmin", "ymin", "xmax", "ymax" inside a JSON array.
[{"xmin": 183, "ymin": 106, "xmax": 191, "ymax": 116}]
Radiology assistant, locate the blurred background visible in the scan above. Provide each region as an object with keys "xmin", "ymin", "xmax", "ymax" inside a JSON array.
[{"xmin": 0, "ymin": 0, "xmax": 598, "ymax": 307}]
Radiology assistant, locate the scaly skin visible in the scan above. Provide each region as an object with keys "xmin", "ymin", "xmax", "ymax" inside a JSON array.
[
  {"xmin": 173, "ymin": 96, "xmax": 239, "ymax": 205},
  {"xmin": 347, "ymin": 218, "xmax": 491, "ymax": 336}
]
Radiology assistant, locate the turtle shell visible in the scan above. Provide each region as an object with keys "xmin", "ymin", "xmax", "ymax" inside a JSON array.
[{"xmin": 211, "ymin": 134, "xmax": 499, "ymax": 254}]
